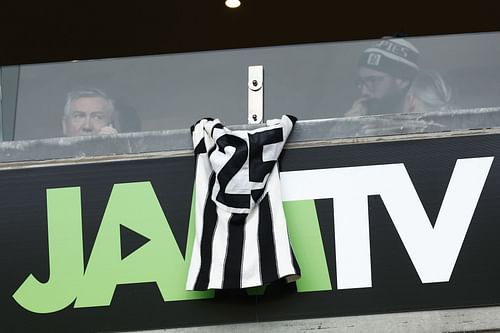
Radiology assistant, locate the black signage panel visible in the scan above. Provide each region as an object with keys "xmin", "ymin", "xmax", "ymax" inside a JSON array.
[{"xmin": 1, "ymin": 134, "xmax": 500, "ymax": 332}]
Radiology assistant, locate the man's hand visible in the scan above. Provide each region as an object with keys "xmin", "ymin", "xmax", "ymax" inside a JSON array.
[
  {"xmin": 98, "ymin": 125, "xmax": 118, "ymax": 135},
  {"xmin": 344, "ymin": 98, "xmax": 368, "ymax": 117}
]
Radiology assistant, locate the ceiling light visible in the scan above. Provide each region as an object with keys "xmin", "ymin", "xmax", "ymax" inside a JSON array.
[{"xmin": 225, "ymin": 0, "xmax": 241, "ymax": 8}]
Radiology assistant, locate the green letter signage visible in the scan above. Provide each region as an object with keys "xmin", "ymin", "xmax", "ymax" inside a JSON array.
[
  {"xmin": 13, "ymin": 187, "xmax": 84, "ymax": 313},
  {"xmin": 14, "ymin": 182, "xmax": 212, "ymax": 313}
]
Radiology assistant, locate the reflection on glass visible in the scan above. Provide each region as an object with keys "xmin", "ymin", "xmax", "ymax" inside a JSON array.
[{"xmin": 3, "ymin": 31, "xmax": 500, "ymax": 141}]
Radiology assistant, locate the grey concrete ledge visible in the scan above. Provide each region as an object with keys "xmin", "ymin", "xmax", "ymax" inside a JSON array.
[
  {"xmin": 128, "ymin": 306, "xmax": 500, "ymax": 333},
  {"xmin": 1, "ymin": 107, "xmax": 500, "ymax": 164}
]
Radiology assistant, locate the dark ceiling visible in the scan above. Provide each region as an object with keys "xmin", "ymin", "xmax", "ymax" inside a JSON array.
[{"xmin": 2, "ymin": 1, "xmax": 500, "ymax": 65}]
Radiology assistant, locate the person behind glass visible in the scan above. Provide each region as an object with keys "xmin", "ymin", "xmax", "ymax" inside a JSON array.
[
  {"xmin": 345, "ymin": 38, "xmax": 420, "ymax": 117},
  {"xmin": 404, "ymin": 71, "xmax": 452, "ymax": 113},
  {"xmin": 62, "ymin": 88, "xmax": 118, "ymax": 137}
]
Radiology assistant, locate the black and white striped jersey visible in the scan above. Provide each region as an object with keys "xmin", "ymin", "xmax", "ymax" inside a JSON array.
[{"xmin": 186, "ymin": 115, "xmax": 301, "ymax": 290}]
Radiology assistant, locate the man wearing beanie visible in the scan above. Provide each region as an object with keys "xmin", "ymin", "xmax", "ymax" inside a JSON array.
[{"xmin": 345, "ymin": 38, "xmax": 420, "ymax": 117}]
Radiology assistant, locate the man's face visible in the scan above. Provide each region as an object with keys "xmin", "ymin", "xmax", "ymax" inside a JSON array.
[
  {"xmin": 357, "ymin": 67, "xmax": 401, "ymax": 99},
  {"xmin": 63, "ymin": 96, "xmax": 112, "ymax": 137},
  {"xmin": 356, "ymin": 67, "xmax": 409, "ymax": 114}
]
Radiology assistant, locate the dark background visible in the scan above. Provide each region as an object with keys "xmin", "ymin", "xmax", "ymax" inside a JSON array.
[
  {"xmin": 4, "ymin": 1, "xmax": 500, "ymax": 141},
  {"xmin": 1, "ymin": 134, "xmax": 500, "ymax": 332},
  {"xmin": 1, "ymin": 1, "xmax": 500, "ymax": 65}
]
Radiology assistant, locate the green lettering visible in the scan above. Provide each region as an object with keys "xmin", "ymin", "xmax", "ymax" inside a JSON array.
[
  {"xmin": 14, "ymin": 183, "xmax": 327, "ymax": 313},
  {"xmin": 284, "ymin": 200, "xmax": 332, "ymax": 292},
  {"xmin": 13, "ymin": 187, "xmax": 84, "ymax": 313},
  {"xmin": 75, "ymin": 182, "xmax": 212, "ymax": 307}
]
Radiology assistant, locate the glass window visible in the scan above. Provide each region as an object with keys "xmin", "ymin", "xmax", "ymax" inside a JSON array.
[
  {"xmin": 1, "ymin": 32, "xmax": 500, "ymax": 161},
  {"xmin": 0, "ymin": 70, "xmax": 2, "ymax": 141}
]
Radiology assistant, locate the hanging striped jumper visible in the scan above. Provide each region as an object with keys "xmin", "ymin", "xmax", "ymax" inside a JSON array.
[{"xmin": 186, "ymin": 115, "xmax": 300, "ymax": 290}]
